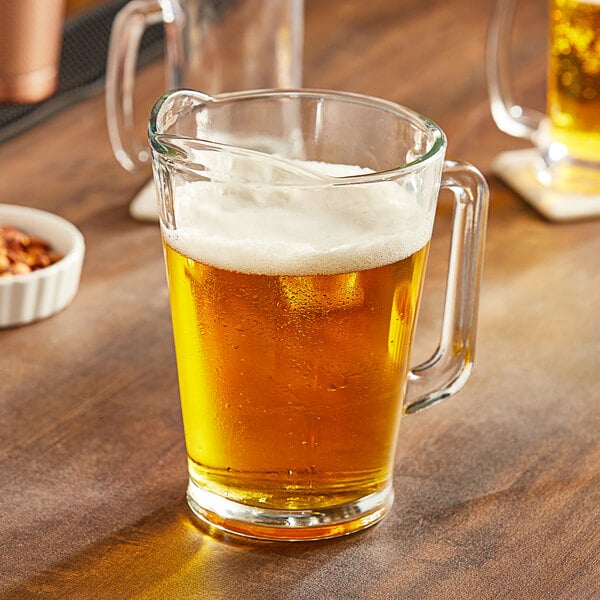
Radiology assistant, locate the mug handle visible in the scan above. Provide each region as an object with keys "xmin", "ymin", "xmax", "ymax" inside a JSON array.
[
  {"xmin": 405, "ymin": 161, "xmax": 489, "ymax": 414},
  {"xmin": 486, "ymin": 0, "xmax": 545, "ymax": 141},
  {"xmin": 105, "ymin": 0, "xmax": 185, "ymax": 171}
]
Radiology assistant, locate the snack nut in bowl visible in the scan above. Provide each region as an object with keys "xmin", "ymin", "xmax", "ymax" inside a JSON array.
[{"xmin": 0, "ymin": 204, "xmax": 85, "ymax": 328}]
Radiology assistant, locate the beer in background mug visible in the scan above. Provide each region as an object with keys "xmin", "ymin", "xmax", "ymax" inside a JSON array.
[
  {"xmin": 548, "ymin": 0, "xmax": 600, "ymax": 164},
  {"xmin": 488, "ymin": 0, "xmax": 600, "ymax": 192},
  {"xmin": 149, "ymin": 89, "xmax": 489, "ymax": 541}
]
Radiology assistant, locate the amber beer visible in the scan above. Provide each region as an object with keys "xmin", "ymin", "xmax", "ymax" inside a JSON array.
[
  {"xmin": 548, "ymin": 0, "xmax": 600, "ymax": 162},
  {"xmin": 162, "ymin": 173, "xmax": 432, "ymax": 515}
]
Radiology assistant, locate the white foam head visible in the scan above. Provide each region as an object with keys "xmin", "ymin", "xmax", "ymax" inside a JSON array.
[{"xmin": 161, "ymin": 156, "xmax": 434, "ymax": 276}]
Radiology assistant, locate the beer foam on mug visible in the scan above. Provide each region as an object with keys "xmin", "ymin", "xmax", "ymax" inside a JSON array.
[{"xmin": 162, "ymin": 157, "xmax": 433, "ymax": 276}]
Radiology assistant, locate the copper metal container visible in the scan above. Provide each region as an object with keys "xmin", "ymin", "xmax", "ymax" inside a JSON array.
[{"xmin": 0, "ymin": 0, "xmax": 66, "ymax": 103}]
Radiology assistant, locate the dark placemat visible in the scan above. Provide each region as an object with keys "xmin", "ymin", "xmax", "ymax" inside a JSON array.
[{"xmin": 0, "ymin": 0, "xmax": 164, "ymax": 143}]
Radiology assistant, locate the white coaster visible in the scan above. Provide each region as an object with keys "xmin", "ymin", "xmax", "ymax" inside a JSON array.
[
  {"xmin": 492, "ymin": 149, "xmax": 600, "ymax": 221},
  {"xmin": 129, "ymin": 179, "xmax": 159, "ymax": 222}
]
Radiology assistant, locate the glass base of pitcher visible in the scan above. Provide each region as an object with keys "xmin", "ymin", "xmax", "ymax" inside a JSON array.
[{"xmin": 186, "ymin": 478, "xmax": 394, "ymax": 541}]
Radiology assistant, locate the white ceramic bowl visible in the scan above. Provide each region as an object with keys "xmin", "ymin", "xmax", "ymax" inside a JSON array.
[{"xmin": 0, "ymin": 204, "xmax": 85, "ymax": 328}]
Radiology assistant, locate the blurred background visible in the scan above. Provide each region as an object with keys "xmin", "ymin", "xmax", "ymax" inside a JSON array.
[
  {"xmin": 0, "ymin": 0, "xmax": 547, "ymax": 166},
  {"xmin": 0, "ymin": 0, "xmax": 164, "ymax": 142}
]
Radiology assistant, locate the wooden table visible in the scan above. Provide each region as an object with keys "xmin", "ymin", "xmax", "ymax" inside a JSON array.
[{"xmin": 1, "ymin": 0, "xmax": 598, "ymax": 597}]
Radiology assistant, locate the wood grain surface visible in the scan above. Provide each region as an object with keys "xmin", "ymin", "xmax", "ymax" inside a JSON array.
[{"xmin": 1, "ymin": 0, "xmax": 599, "ymax": 598}]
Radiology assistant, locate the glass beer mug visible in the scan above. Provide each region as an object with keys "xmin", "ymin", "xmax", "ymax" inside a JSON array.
[
  {"xmin": 149, "ymin": 88, "xmax": 489, "ymax": 541},
  {"xmin": 488, "ymin": 0, "xmax": 600, "ymax": 218},
  {"xmin": 106, "ymin": 0, "xmax": 304, "ymax": 171}
]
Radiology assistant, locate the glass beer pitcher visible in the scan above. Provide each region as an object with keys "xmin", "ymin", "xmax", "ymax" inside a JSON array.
[
  {"xmin": 149, "ymin": 88, "xmax": 489, "ymax": 541},
  {"xmin": 106, "ymin": 0, "xmax": 304, "ymax": 171}
]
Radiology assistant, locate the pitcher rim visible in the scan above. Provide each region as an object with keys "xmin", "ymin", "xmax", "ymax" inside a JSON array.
[{"xmin": 148, "ymin": 88, "xmax": 447, "ymax": 183}]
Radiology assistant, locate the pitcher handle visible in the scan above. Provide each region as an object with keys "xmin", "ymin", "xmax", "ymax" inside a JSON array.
[
  {"xmin": 105, "ymin": 0, "xmax": 185, "ymax": 171},
  {"xmin": 405, "ymin": 161, "xmax": 489, "ymax": 414},
  {"xmin": 486, "ymin": 0, "xmax": 545, "ymax": 141}
]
